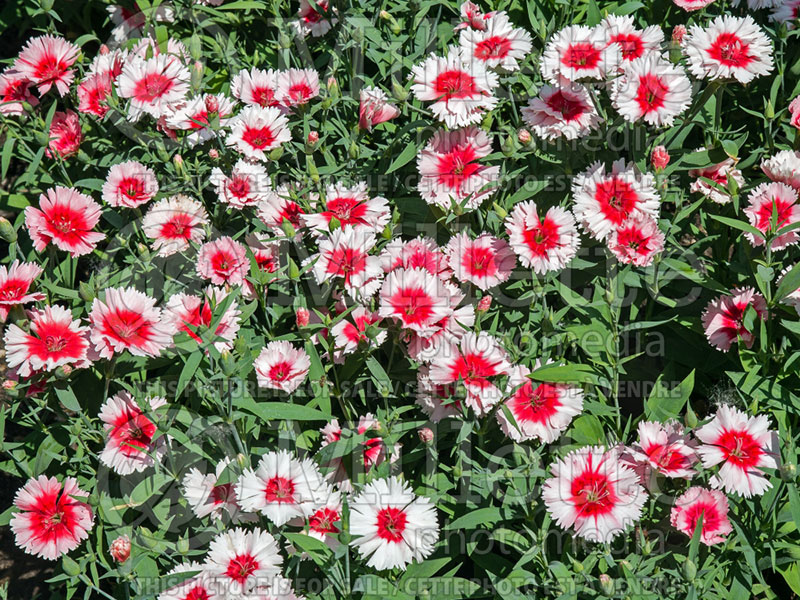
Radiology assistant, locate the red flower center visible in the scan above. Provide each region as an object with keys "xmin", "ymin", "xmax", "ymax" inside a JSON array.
[
  {"xmin": 635, "ymin": 74, "xmax": 669, "ymax": 113},
  {"xmin": 376, "ymin": 507, "xmax": 407, "ymax": 542},
  {"xmin": 570, "ymin": 469, "xmax": 617, "ymax": 517},
  {"xmin": 228, "ymin": 176, "xmax": 251, "ymax": 198},
  {"xmin": 523, "ymin": 215, "xmax": 561, "ymax": 255},
  {"xmin": 309, "ymin": 507, "xmax": 340, "ymax": 534},
  {"xmin": 433, "ymin": 70, "xmax": 478, "ymax": 100},
  {"xmin": 545, "ymin": 90, "xmax": 586, "ymax": 121},
  {"xmin": 225, "ymin": 553, "xmax": 258, "ymax": 584},
  {"xmin": 511, "ymin": 381, "xmax": 560, "ymax": 423},
  {"xmin": 134, "ymin": 73, "xmax": 174, "ymax": 102},
  {"xmin": 390, "ymin": 287, "xmax": 434, "ymax": 325},
  {"xmin": 561, "ymin": 43, "xmax": 601, "ymax": 69},
  {"xmin": 610, "ymin": 34, "xmax": 644, "ymax": 60},
  {"xmin": 474, "ymin": 36, "xmax": 513, "ymax": 60},
  {"xmin": 717, "ymin": 429, "xmax": 762, "ymax": 468},
  {"xmin": 707, "ymin": 33, "xmax": 753, "ymax": 68},
  {"xmin": 595, "ymin": 177, "xmax": 640, "ymax": 224},
  {"xmin": 264, "ymin": 476, "xmax": 295, "ymax": 502},
  {"xmin": 242, "ymin": 125, "xmax": 276, "ymax": 150}
]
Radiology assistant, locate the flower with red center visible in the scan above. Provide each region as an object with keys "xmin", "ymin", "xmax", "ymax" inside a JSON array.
[
  {"xmin": 417, "ymin": 126, "xmax": 500, "ymax": 210},
  {"xmin": 672, "ymin": 0, "xmax": 715, "ymax": 10},
  {"xmin": 497, "ymin": 364, "xmax": 584, "ymax": 443},
  {"xmin": 455, "ymin": 1, "xmax": 495, "ymax": 31},
  {"xmin": 379, "ymin": 236, "xmax": 451, "ymax": 279},
  {"xmin": 98, "ymin": 391, "xmax": 168, "ymax": 475},
  {"xmin": 4, "ymin": 305, "xmax": 91, "ymax": 378},
  {"xmin": 416, "ymin": 367, "xmax": 465, "ymax": 422},
  {"xmin": 611, "ymin": 53, "xmax": 692, "ymax": 126},
  {"xmin": 10, "ymin": 476, "xmax": 93, "ymax": 560},
  {"xmin": 13, "ymin": 35, "xmax": 79, "ymax": 96},
  {"xmin": 204, "ymin": 528, "xmax": 282, "ymax": 597},
  {"xmin": 572, "ymin": 159, "xmax": 660, "ymax": 240},
  {"xmin": 651, "ymin": 145, "xmax": 670, "ymax": 171},
  {"xmin": 253, "ymin": 340, "xmax": 311, "ymax": 393},
  {"xmin": 89, "ymin": 286, "xmax": 176, "ymax": 359},
  {"xmin": 307, "ymin": 493, "xmax": 342, "ymax": 546},
  {"xmin": 459, "ymin": 12, "xmax": 532, "ymax": 72},
  {"xmin": 359, "ymin": 86, "xmax": 400, "ymax": 130},
  {"xmin": 405, "ymin": 289, "xmax": 475, "ymax": 363},
  {"xmin": 695, "ymin": 404, "xmax": 777, "ymax": 497},
  {"xmin": 670, "ymin": 487, "xmax": 733, "ymax": 546},
  {"xmin": 761, "ymin": 150, "xmax": 800, "ymax": 190},
  {"xmin": 210, "ymin": 159, "xmax": 271, "ymax": 209},
  {"xmin": 672, "ymin": 25, "xmax": 688, "ymax": 43},
  {"xmin": 689, "ymin": 148, "xmax": 745, "ymax": 205},
  {"xmin": 623, "ymin": 421, "xmax": 697, "ymax": 484},
  {"xmin": 521, "ymin": 81, "xmax": 602, "ymax": 141},
  {"xmin": 257, "ymin": 183, "xmax": 308, "ymax": 237},
  {"xmin": 25, "ymin": 186, "xmax": 105, "ymax": 257},
  {"xmin": 196, "ymin": 237, "xmax": 249, "ymax": 287},
  {"xmin": 226, "ymin": 105, "xmax": 291, "ymax": 161},
  {"xmin": 602, "ymin": 15, "xmax": 664, "ymax": 62},
  {"xmin": 772, "ymin": 0, "xmax": 800, "ymax": 29},
  {"xmin": 543, "ymin": 446, "xmax": 647, "ymax": 542},
  {"xmin": 165, "ymin": 287, "xmax": 241, "ymax": 353},
  {"xmin": 428, "ymin": 331, "xmax": 510, "ymax": 416},
  {"xmin": 607, "ymin": 214, "xmax": 665, "ymax": 267},
  {"xmin": 109, "ymin": 535, "xmax": 131, "ymax": 564},
  {"xmin": 276, "ymin": 68, "xmax": 320, "ymax": 107},
  {"xmin": 116, "ymin": 54, "xmax": 191, "ymax": 121},
  {"xmin": 410, "ymin": 47, "xmax": 498, "ymax": 128},
  {"xmin": 743, "ymin": 182, "xmax": 800, "ymax": 250},
  {"xmin": 236, "ymin": 450, "xmax": 326, "ymax": 525},
  {"xmin": 129, "ymin": 38, "xmax": 190, "ymax": 64},
  {"xmin": 350, "ymin": 476, "xmax": 439, "ymax": 571},
  {"xmin": 293, "ymin": 0, "xmax": 336, "ymax": 37},
  {"xmin": 0, "ymin": 68, "xmax": 38, "ymax": 116},
  {"xmin": 166, "ymin": 93, "xmax": 236, "ymax": 146},
  {"xmin": 0, "ymin": 260, "xmax": 45, "ymax": 320},
  {"xmin": 46, "ymin": 110, "xmax": 82, "ymax": 159},
  {"xmin": 445, "ymin": 231, "xmax": 515, "ymax": 290},
  {"xmin": 141, "ymin": 195, "xmax": 208, "ymax": 257},
  {"xmin": 159, "ymin": 561, "xmax": 215, "ymax": 600},
  {"xmin": 378, "ymin": 267, "xmax": 456, "ymax": 336},
  {"xmin": 231, "ymin": 67, "xmax": 280, "ymax": 107},
  {"xmin": 245, "ymin": 233, "xmax": 281, "ymax": 277},
  {"xmin": 102, "ymin": 161, "xmax": 159, "ymax": 209},
  {"xmin": 541, "ymin": 25, "xmax": 621, "ymax": 83},
  {"xmin": 684, "ymin": 16, "xmax": 774, "ymax": 84},
  {"xmin": 303, "ymin": 181, "xmax": 391, "ymax": 234},
  {"xmin": 86, "ymin": 47, "xmax": 127, "ymax": 79},
  {"xmin": 702, "ymin": 287, "xmax": 768, "ymax": 352},
  {"xmin": 505, "ymin": 201, "xmax": 580, "ymax": 274},
  {"xmin": 182, "ymin": 458, "xmax": 245, "ymax": 521},
  {"xmin": 330, "ymin": 306, "xmax": 386, "ymax": 360},
  {"xmin": 318, "ymin": 415, "xmax": 390, "ymax": 491},
  {"xmin": 310, "ymin": 226, "xmax": 383, "ymax": 299},
  {"xmin": 77, "ymin": 72, "xmax": 114, "ymax": 118}
]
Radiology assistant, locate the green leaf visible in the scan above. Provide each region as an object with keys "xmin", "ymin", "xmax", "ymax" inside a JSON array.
[
  {"xmin": 176, "ymin": 351, "xmax": 203, "ymax": 399},
  {"xmin": 645, "ymin": 370, "xmax": 694, "ymax": 422},
  {"xmin": 238, "ymin": 397, "xmax": 330, "ymax": 421},
  {"xmin": 386, "ymin": 141, "xmax": 418, "ymax": 173},
  {"xmin": 445, "ymin": 507, "xmax": 503, "ymax": 531}
]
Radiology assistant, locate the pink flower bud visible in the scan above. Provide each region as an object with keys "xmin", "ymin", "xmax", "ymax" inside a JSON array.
[
  {"xmin": 651, "ymin": 145, "xmax": 670, "ymax": 171},
  {"xmin": 2, "ymin": 380, "xmax": 16, "ymax": 390},
  {"xmin": 99, "ymin": 44, "xmax": 110, "ymax": 55},
  {"xmin": 173, "ymin": 154, "xmax": 183, "ymax": 167},
  {"xmin": 296, "ymin": 307, "xmax": 310, "ymax": 328},
  {"xmin": 204, "ymin": 95, "xmax": 219, "ymax": 114},
  {"xmin": 517, "ymin": 128, "xmax": 531, "ymax": 145},
  {"xmin": 672, "ymin": 25, "xmax": 687, "ymax": 44},
  {"xmin": 477, "ymin": 295, "xmax": 492, "ymax": 312},
  {"xmin": 109, "ymin": 535, "xmax": 130, "ymax": 564},
  {"xmin": 307, "ymin": 131, "xmax": 319, "ymax": 145},
  {"xmin": 208, "ymin": 148, "xmax": 219, "ymax": 159},
  {"xmin": 418, "ymin": 427, "xmax": 434, "ymax": 444}
]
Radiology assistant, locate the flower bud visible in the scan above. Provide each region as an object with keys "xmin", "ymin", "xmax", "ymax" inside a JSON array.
[
  {"xmin": 418, "ymin": 427, "xmax": 434, "ymax": 444},
  {"xmin": 683, "ymin": 558, "xmax": 696, "ymax": 581},
  {"xmin": 517, "ymin": 128, "xmax": 531, "ymax": 145},
  {"xmin": 327, "ymin": 76, "xmax": 339, "ymax": 99},
  {"xmin": 109, "ymin": 535, "xmax": 131, "ymax": 564},
  {"xmin": 191, "ymin": 61, "xmax": 204, "ymax": 90},
  {"xmin": 208, "ymin": 148, "xmax": 219, "ymax": 160},
  {"xmin": 279, "ymin": 33, "xmax": 292, "ymax": 49},
  {"xmin": 0, "ymin": 217, "xmax": 17, "ymax": 243},
  {"xmin": 62, "ymin": 555, "xmax": 81, "ymax": 576},
  {"xmin": 176, "ymin": 536, "xmax": 190, "ymax": 554},
  {"xmin": 288, "ymin": 258, "xmax": 300, "ymax": 279},
  {"xmin": 781, "ymin": 463, "xmax": 797, "ymax": 481},
  {"xmin": 651, "ymin": 145, "xmax": 670, "ymax": 171},
  {"xmin": 391, "ymin": 79, "xmax": 408, "ymax": 102},
  {"xmin": 501, "ymin": 135, "xmax": 514, "ymax": 156},
  {"xmin": 79, "ymin": 281, "xmax": 95, "ymax": 303},
  {"xmin": 99, "ymin": 44, "xmax": 110, "ymax": 55},
  {"xmin": 307, "ymin": 131, "xmax": 319, "ymax": 146},
  {"xmin": 55, "ymin": 365, "xmax": 73, "ymax": 379},
  {"xmin": 220, "ymin": 350, "xmax": 237, "ymax": 377},
  {"xmin": 599, "ymin": 574, "xmax": 614, "ymax": 596},
  {"xmin": 379, "ymin": 10, "xmax": 392, "ymax": 20},
  {"xmin": 205, "ymin": 95, "xmax": 219, "ymax": 114},
  {"xmin": 173, "ymin": 153, "xmax": 184, "ymax": 173},
  {"xmin": 672, "ymin": 25, "xmax": 687, "ymax": 44},
  {"xmin": 281, "ymin": 219, "xmax": 297, "ymax": 238},
  {"xmin": 269, "ymin": 146, "xmax": 284, "ymax": 161},
  {"xmin": 477, "ymin": 295, "xmax": 492, "ymax": 312},
  {"xmin": 491, "ymin": 202, "xmax": 507, "ymax": 219},
  {"xmin": 296, "ymin": 307, "xmax": 310, "ymax": 328},
  {"xmin": 2, "ymin": 380, "xmax": 17, "ymax": 391}
]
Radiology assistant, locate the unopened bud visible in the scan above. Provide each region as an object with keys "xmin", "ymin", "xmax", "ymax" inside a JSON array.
[
  {"xmin": 501, "ymin": 134, "xmax": 514, "ymax": 157},
  {"xmin": 0, "ymin": 217, "xmax": 17, "ymax": 243},
  {"xmin": 492, "ymin": 202, "xmax": 507, "ymax": 219},
  {"xmin": 651, "ymin": 145, "xmax": 670, "ymax": 171},
  {"xmin": 173, "ymin": 153, "xmax": 184, "ymax": 173},
  {"xmin": 391, "ymin": 79, "xmax": 408, "ymax": 102},
  {"xmin": 348, "ymin": 141, "xmax": 359, "ymax": 160},
  {"xmin": 176, "ymin": 536, "xmax": 190, "ymax": 554},
  {"xmin": 109, "ymin": 535, "xmax": 131, "ymax": 564},
  {"xmin": 288, "ymin": 258, "xmax": 300, "ymax": 279},
  {"xmin": 2, "ymin": 380, "xmax": 16, "ymax": 391},
  {"xmin": 296, "ymin": 307, "xmax": 310, "ymax": 328},
  {"xmin": 191, "ymin": 61, "xmax": 204, "ymax": 89},
  {"xmin": 220, "ymin": 350, "xmax": 236, "ymax": 376},
  {"xmin": 517, "ymin": 128, "xmax": 531, "ymax": 145},
  {"xmin": 418, "ymin": 427, "xmax": 434, "ymax": 444},
  {"xmin": 208, "ymin": 148, "xmax": 219, "ymax": 159},
  {"xmin": 477, "ymin": 295, "xmax": 492, "ymax": 312},
  {"xmin": 307, "ymin": 131, "xmax": 319, "ymax": 145},
  {"xmin": 99, "ymin": 44, "xmax": 110, "ymax": 55},
  {"xmin": 281, "ymin": 219, "xmax": 296, "ymax": 238},
  {"xmin": 79, "ymin": 281, "xmax": 95, "ymax": 302},
  {"xmin": 683, "ymin": 558, "xmax": 696, "ymax": 581},
  {"xmin": 379, "ymin": 10, "xmax": 392, "ymax": 20},
  {"xmin": 279, "ymin": 33, "xmax": 292, "ymax": 49},
  {"xmin": 62, "ymin": 555, "xmax": 81, "ymax": 576},
  {"xmin": 204, "ymin": 95, "xmax": 219, "ymax": 114},
  {"xmin": 781, "ymin": 463, "xmax": 797, "ymax": 481},
  {"xmin": 672, "ymin": 25, "xmax": 687, "ymax": 44},
  {"xmin": 269, "ymin": 146, "xmax": 284, "ymax": 161},
  {"xmin": 599, "ymin": 574, "xmax": 614, "ymax": 596},
  {"xmin": 55, "ymin": 365, "xmax": 73, "ymax": 379},
  {"xmin": 327, "ymin": 76, "xmax": 339, "ymax": 99}
]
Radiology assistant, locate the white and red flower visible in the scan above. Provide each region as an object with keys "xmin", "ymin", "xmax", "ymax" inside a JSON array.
[
  {"xmin": 572, "ymin": 159, "xmax": 660, "ymax": 240},
  {"xmin": 330, "ymin": 306, "xmax": 386, "ymax": 359},
  {"xmin": 98, "ymin": 391, "xmax": 168, "ymax": 475},
  {"xmin": 505, "ymin": 201, "xmax": 580, "ymax": 274},
  {"xmin": 142, "ymin": 195, "xmax": 207, "ymax": 257},
  {"xmin": 116, "ymin": 54, "xmax": 190, "ymax": 120},
  {"xmin": 204, "ymin": 527, "xmax": 282, "ymax": 597},
  {"xmin": 772, "ymin": 0, "xmax": 800, "ymax": 29},
  {"xmin": 602, "ymin": 15, "xmax": 664, "ymax": 62},
  {"xmin": 102, "ymin": 161, "xmax": 159, "ymax": 209},
  {"xmin": 11, "ymin": 476, "xmax": 93, "ymax": 560},
  {"xmin": 13, "ymin": 35, "xmax": 79, "ymax": 96},
  {"xmin": 226, "ymin": 105, "xmax": 291, "ymax": 161},
  {"xmin": 410, "ymin": 48, "xmax": 498, "ymax": 128},
  {"xmin": 236, "ymin": 450, "xmax": 326, "ymax": 525},
  {"xmin": 689, "ymin": 150, "xmax": 745, "ymax": 205},
  {"xmin": 623, "ymin": 421, "xmax": 697, "ymax": 481},
  {"xmin": 459, "ymin": 12, "xmax": 532, "ymax": 72},
  {"xmin": 0, "ymin": 260, "xmax": 45, "ymax": 320},
  {"xmin": 672, "ymin": 0, "xmax": 716, "ymax": 10},
  {"xmin": 25, "ymin": 186, "xmax": 105, "ymax": 257},
  {"xmin": 310, "ymin": 226, "xmax": 383, "ymax": 299},
  {"xmin": 416, "ymin": 367, "xmax": 464, "ymax": 422},
  {"xmin": 303, "ymin": 182, "xmax": 391, "ymax": 234},
  {"xmin": 350, "ymin": 476, "xmax": 439, "ymax": 571},
  {"xmin": 445, "ymin": 232, "xmax": 515, "ymax": 290},
  {"xmin": 276, "ymin": 68, "xmax": 320, "ymax": 107},
  {"xmin": 89, "ymin": 286, "xmax": 175, "ymax": 359},
  {"xmin": 455, "ymin": 1, "xmax": 495, "ymax": 31},
  {"xmin": 196, "ymin": 237, "xmax": 249, "ymax": 287},
  {"xmin": 380, "ymin": 237, "xmax": 451, "ymax": 279},
  {"xmin": 607, "ymin": 214, "xmax": 665, "ymax": 266},
  {"xmin": 46, "ymin": 110, "xmax": 82, "ymax": 159},
  {"xmin": 683, "ymin": 16, "xmax": 774, "ymax": 84},
  {"xmin": 743, "ymin": 182, "xmax": 800, "ymax": 250},
  {"xmin": 610, "ymin": 53, "xmax": 692, "ymax": 127},
  {"xmin": 165, "ymin": 93, "xmax": 236, "ymax": 145},
  {"xmin": 165, "ymin": 287, "xmax": 241, "ymax": 352},
  {"xmin": 210, "ymin": 159, "xmax": 271, "ymax": 209},
  {"xmin": 232, "ymin": 67, "xmax": 280, "ymax": 107},
  {"xmin": 427, "ymin": 332, "xmax": 510, "ymax": 416},
  {"xmin": 670, "ymin": 487, "xmax": 733, "ymax": 546},
  {"xmin": 307, "ymin": 491, "xmax": 342, "ymax": 546},
  {"xmin": 521, "ymin": 82, "xmax": 602, "ymax": 141},
  {"xmin": 417, "ymin": 126, "xmax": 499, "ymax": 210},
  {"xmin": 695, "ymin": 404, "xmax": 777, "ymax": 497},
  {"xmin": 761, "ymin": 150, "xmax": 800, "ymax": 190},
  {"xmin": 702, "ymin": 287, "xmax": 768, "ymax": 352},
  {"xmin": 4, "ymin": 305, "xmax": 91, "ymax": 378},
  {"xmin": 543, "ymin": 446, "xmax": 647, "ymax": 542},
  {"xmin": 182, "ymin": 458, "xmax": 244, "ymax": 521},
  {"xmin": 540, "ymin": 25, "xmax": 621, "ymax": 83},
  {"xmin": 359, "ymin": 86, "xmax": 400, "ymax": 130},
  {"xmin": 158, "ymin": 561, "xmax": 215, "ymax": 600},
  {"xmin": 254, "ymin": 340, "xmax": 311, "ymax": 393},
  {"xmin": 0, "ymin": 68, "xmax": 37, "ymax": 116},
  {"xmin": 77, "ymin": 72, "xmax": 114, "ymax": 118},
  {"xmin": 378, "ymin": 267, "xmax": 456, "ymax": 336},
  {"xmin": 293, "ymin": 0, "xmax": 336, "ymax": 38},
  {"xmin": 257, "ymin": 183, "xmax": 307, "ymax": 236},
  {"xmin": 496, "ymin": 364, "xmax": 584, "ymax": 443}
]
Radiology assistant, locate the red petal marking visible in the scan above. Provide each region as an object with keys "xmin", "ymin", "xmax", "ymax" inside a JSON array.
[
  {"xmin": 375, "ymin": 506, "xmax": 408, "ymax": 542},
  {"xmin": 264, "ymin": 476, "xmax": 296, "ymax": 503},
  {"xmin": 706, "ymin": 32, "xmax": 753, "ymax": 68}
]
